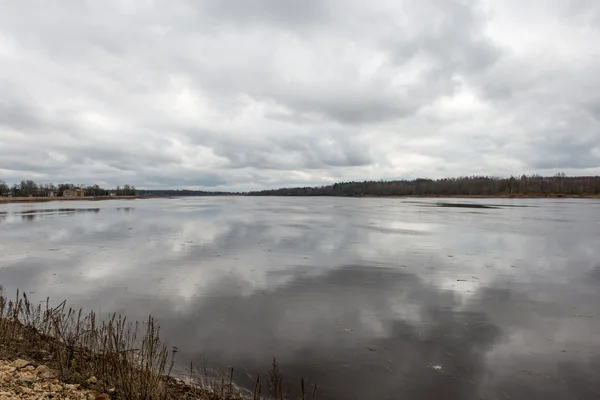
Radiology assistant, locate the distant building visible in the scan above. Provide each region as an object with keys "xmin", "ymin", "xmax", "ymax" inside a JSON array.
[
  {"xmin": 63, "ymin": 188, "xmax": 84, "ymax": 197},
  {"xmin": 109, "ymin": 192, "xmax": 117, "ymax": 197}
]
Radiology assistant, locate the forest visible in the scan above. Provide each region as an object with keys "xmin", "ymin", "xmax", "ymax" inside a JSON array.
[
  {"xmin": 138, "ymin": 189, "xmax": 240, "ymax": 197},
  {"xmin": 4, "ymin": 175, "xmax": 600, "ymax": 198},
  {"xmin": 0, "ymin": 180, "xmax": 137, "ymax": 197},
  {"xmin": 248, "ymin": 174, "xmax": 600, "ymax": 197}
]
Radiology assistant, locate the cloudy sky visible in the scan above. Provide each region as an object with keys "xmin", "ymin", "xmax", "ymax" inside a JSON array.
[{"xmin": 1, "ymin": 0, "xmax": 599, "ymax": 190}]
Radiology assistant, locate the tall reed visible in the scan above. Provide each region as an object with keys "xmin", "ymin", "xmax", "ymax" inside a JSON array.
[{"xmin": 0, "ymin": 286, "xmax": 316, "ymax": 399}]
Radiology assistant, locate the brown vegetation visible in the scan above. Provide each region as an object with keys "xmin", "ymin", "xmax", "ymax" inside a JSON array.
[{"xmin": 0, "ymin": 287, "xmax": 315, "ymax": 400}]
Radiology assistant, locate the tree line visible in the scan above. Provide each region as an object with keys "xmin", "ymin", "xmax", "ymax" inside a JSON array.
[
  {"xmin": 0, "ymin": 180, "xmax": 137, "ymax": 197},
  {"xmin": 248, "ymin": 174, "xmax": 600, "ymax": 197},
  {"xmin": 138, "ymin": 189, "xmax": 240, "ymax": 197}
]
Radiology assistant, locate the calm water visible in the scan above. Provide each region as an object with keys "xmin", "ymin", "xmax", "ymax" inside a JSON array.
[{"xmin": 1, "ymin": 197, "xmax": 600, "ymax": 399}]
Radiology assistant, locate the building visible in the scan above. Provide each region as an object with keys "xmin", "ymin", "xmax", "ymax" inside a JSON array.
[{"xmin": 63, "ymin": 188, "xmax": 84, "ymax": 197}]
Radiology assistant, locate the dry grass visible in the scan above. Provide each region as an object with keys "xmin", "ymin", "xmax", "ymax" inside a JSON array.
[{"xmin": 0, "ymin": 286, "xmax": 316, "ymax": 400}]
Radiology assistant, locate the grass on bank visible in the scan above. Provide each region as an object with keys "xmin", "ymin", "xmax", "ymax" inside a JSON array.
[{"xmin": 0, "ymin": 287, "xmax": 316, "ymax": 400}]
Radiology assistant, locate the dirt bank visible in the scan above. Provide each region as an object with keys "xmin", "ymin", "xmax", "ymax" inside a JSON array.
[{"xmin": 0, "ymin": 288, "xmax": 300, "ymax": 400}]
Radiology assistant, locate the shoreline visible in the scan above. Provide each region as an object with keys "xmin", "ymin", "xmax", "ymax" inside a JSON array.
[
  {"xmin": 0, "ymin": 288, "xmax": 306, "ymax": 400},
  {"xmin": 4, "ymin": 194, "xmax": 598, "ymax": 204},
  {"xmin": 360, "ymin": 194, "xmax": 600, "ymax": 199},
  {"xmin": 0, "ymin": 289, "xmax": 244, "ymax": 400},
  {"xmin": 0, "ymin": 196, "xmax": 139, "ymax": 204},
  {"xmin": 247, "ymin": 194, "xmax": 600, "ymax": 199}
]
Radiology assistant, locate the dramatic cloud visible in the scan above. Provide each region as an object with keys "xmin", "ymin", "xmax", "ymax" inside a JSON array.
[{"xmin": 1, "ymin": 0, "xmax": 599, "ymax": 189}]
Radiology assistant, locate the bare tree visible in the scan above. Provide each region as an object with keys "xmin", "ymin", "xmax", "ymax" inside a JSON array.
[
  {"xmin": 0, "ymin": 180, "xmax": 8, "ymax": 197},
  {"xmin": 19, "ymin": 180, "xmax": 38, "ymax": 197},
  {"xmin": 10, "ymin": 184, "xmax": 20, "ymax": 197},
  {"xmin": 250, "ymin": 174, "xmax": 600, "ymax": 197}
]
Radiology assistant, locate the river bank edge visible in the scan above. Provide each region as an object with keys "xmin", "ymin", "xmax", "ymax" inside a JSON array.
[
  {"xmin": 3, "ymin": 194, "xmax": 599, "ymax": 205},
  {"xmin": 0, "ymin": 288, "xmax": 287, "ymax": 400},
  {"xmin": 360, "ymin": 193, "xmax": 600, "ymax": 199},
  {"xmin": 0, "ymin": 196, "xmax": 139, "ymax": 204}
]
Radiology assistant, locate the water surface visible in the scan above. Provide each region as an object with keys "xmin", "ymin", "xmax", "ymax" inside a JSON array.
[{"xmin": 1, "ymin": 197, "xmax": 599, "ymax": 399}]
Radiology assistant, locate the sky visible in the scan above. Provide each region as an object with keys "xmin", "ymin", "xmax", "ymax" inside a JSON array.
[{"xmin": 1, "ymin": 0, "xmax": 599, "ymax": 191}]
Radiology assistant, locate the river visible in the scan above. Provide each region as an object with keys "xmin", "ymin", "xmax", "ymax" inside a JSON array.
[{"xmin": 1, "ymin": 197, "xmax": 599, "ymax": 399}]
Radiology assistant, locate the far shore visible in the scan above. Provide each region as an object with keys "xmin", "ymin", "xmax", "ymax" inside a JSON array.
[
  {"xmin": 360, "ymin": 193, "xmax": 600, "ymax": 199},
  {"xmin": 0, "ymin": 195, "xmax": 139, "ymax": 204},
  {"xmin": 3, "ymin": 194, "xmax": 599, "ymax": 204}
]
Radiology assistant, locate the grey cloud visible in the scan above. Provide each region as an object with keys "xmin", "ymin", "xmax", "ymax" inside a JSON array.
[
  {"xmin": 387, "ymin": 0, "xmax": 500, "ymax": 75},
  {"xmin": 185, "ymin": 128, "xmax": 376, "ymax": 170},
  {"xmin": 139, "ymin": 171, "xmax": 229, "ymax": 188},
  {"xmin": 568, "ymin": 0, "xmax": 600, "ymax": 24},
  {"xmin": 586, "ymin": 99, "xmax": 600, "ymax": 121},
  {"xmin": 203, "ymin": 0, "xmax": 500, "ymax": 125},
  {"xmin": 520, "ymin": 109, "xmax": 600, "ymax": 170},
  {"xmin": 276, "ymin": 90, "xmax": 417, "ymax": 125},
  {"xmin": 268, "ymin": 133, "xmax": 377, "ymax": 169},
  {"xmin": 529, "ymin": 142, "xmax": 600, "ymax": 170},
  {"xmin": 201, "ymin": 0, "xmax": 328, "ymax": 29},
  {"xmin": 0, "ymin": 99, "xmax": 43, "ymax": 131}
]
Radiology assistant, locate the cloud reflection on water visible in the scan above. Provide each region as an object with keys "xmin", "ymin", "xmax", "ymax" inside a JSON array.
[{"xmin": 1, "ymin": 197, "xmax": 599, "ymax": 399}]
